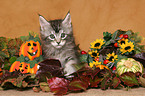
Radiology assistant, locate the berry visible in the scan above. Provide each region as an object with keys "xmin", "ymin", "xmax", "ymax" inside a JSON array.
[
  {"xmin": 119, "ymin": 34, "xmax": 123, "ymax": 38},
  {"xmin": 95, "ymin": 58, "xmax": 99, "ymax": 61},
  {"xmin": 142, "ymin": 74, "xmax": 145, "ymax": 78},
  {"xmin": 114, "ymin": 43, "xmax": 118, "ymax": 47},
  {"xmin": 135, "ymin": 71, "xmax": 141, "ymax": 77},
  {"xmin": 81, "ymin": 51, "xmax": 87, "ymax": 54},
  {"xmin": 103, "ymin": 59, "xmax": 109, "ymax": 64},
  {"xmin": 112, "ymin": 66, "xmax": 116, "ymax": 70},
  {"xmin": 123, "ymin": 34, "xmax": 128, "ymax": 39}
]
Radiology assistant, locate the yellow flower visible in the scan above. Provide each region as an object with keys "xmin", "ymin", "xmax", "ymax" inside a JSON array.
[
  {"xmin": 90, "ymin": 39, "xmax": 105, "ymax": 49},
  {"xmin": 106, "ymin": 52, "xmax": 118, "ymax": 62},
  {"xmin": 118, "ymin": 38, "xmax": 128, "ymax": 46},
  {"xmin": 89, "ymin": 61, "xmax": 102, "ymax": 68},
  {"xmin": 120, "ymin": 41, "xmax": 134, "ymax": 54},
  {"xmin": 88, "ymin": 50, "xmax": 99, "ymax": 58}
]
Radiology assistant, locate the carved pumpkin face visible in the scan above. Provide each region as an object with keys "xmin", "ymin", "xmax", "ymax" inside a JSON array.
[
  {"xmin": 9, "ymin": 61, "xmax": 38, "ymax": 74},
  {"xmin": 19, "ymin": 40, "xmax": 42, "ymax": 60}
]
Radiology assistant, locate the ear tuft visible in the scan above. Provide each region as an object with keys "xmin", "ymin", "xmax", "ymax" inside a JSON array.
[
  {"xmin": 62, "ymin": 11, "xmax": 72, "ymax": 27},
  {"xmin": 39, "ymin": 15, "xmax": 50, "ymax": 27}
]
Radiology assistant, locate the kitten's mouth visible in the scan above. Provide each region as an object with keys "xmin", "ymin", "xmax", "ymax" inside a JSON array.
[{"xmin": 27, "ymin": 50, "xmax": 38, "ymax": 56}]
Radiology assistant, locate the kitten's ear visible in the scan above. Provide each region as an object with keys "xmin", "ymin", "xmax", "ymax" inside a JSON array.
[
  {"xmin": 39, "ymin": 15, "xmax": 50, "ymax": 30},
  {"xmin": 62, "ymin": 12, "xmax": 72, "ymax": 27}
]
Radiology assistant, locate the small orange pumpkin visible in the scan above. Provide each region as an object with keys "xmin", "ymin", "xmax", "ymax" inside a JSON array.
[
  {"xmin": 10, "ymin": 61, "xmax": 38, "ymax": 74},
  {"xmin": 19, "ymin": 40, "xmax": 42, "ymax": 60}
]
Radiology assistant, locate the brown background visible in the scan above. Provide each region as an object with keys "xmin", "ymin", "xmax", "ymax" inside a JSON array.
[{"xmin": 0, "ymin": 0, "xmax": 145, "ymax": 51}]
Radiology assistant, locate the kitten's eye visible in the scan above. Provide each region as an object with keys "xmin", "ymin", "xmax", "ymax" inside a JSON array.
[
  {"xmin": 61, "ymin": 33, "xmax": 66, "ymax": 39},
  {"xmin": 49, "ymin": 34, "xmax": 55, "ymax": 40}
]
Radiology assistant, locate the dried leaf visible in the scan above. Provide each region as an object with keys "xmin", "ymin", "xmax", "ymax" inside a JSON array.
[
  {"xmin": 39, "ymin": 82, "xmax": 50, "ymax": 92},
  {"xmin": 139, "ymin": 76, "xmax": 145, "ymax": 87},
  {"xmin": 33, "ymin": 86, "xmax": 40, "ymax": 92}
]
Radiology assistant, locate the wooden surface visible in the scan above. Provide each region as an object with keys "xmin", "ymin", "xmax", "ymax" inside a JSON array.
[{"xmin": 0, "ymin": 0, "xmax": 145, "ymax": 51}]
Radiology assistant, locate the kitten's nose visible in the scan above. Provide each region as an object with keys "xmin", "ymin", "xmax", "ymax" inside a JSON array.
[{"xmin": 57, "ymin": 42, "xmax": 60, "ymax": 45}]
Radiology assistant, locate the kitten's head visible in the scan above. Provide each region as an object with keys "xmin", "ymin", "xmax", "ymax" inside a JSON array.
[{"xmin": 39, "ymin": 12, "xmax": 72, "ymax": 49}]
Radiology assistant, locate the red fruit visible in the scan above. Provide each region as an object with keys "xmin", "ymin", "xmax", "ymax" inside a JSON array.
[
  {"xmin": 142, "ymin": 74, "xmax": 145, "ymax": 78},
  {"xmin": 81, "ymin": 51, "xmax": 87, "ymax": 54},
  {"xmin": 123, "ymin": 34, "xmax": 128, "ymax": 39},
  {"xmin": 112, "ymin": 66, "xmax": 116, "ymax": 70},
  {"xmin": 119, "ymin": 34, "xmax": 123, "ymax": 38},
  {"xmin": 103, "ymin": 59, "xmax": 109, "ymax": 64},
  {"xmin": 114, "ymin": 43, "xmax": 118, "ymax": 47},
  {"xmin": 135, "ymin": 72, "xmax": 141, "ymax": 77},
  {"xmin": 95, "ymin": 58, "xmax": 99, "ymax": 61}
]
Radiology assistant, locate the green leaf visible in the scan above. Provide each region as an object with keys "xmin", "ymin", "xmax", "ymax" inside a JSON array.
[
  {"xmin": 80, "ymin": 54, "xmax": 88, "ymax": 63},
  {"xmin": 120, "ymin": 72, "xmax": 139, "ymax": 87},
  {"xmin": 9, "ymin": 57, "xmax": 17, "ymax": 64},
  {"xmin": 24, "ymin": 56, "xmax": 30, "ymax": 62},
  {"xmin": 28, "ymin": 60, "xmax": 38, "ymax": 68},
  {"xmin": 103, "ymin": 32, "xmax": 112, "ymax": 41},
  {"xmin": 16, "ymin": 55, "xmax": 25, "ymax": 62},
  {"xmin": 125, "ymin": 30, "xmax": 132, "ymax": 36},
  {"xmin": 111, "ymin": 30, "xmax": 118, "ymax": 40}
]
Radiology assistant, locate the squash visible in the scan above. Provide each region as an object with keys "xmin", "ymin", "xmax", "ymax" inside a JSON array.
[
  {"xmin": 116, "ymin": 58, "xmax": 143, "ymax": 75},
  {"xmin": 19, "ymin": 40, "xmax": 42, "ymax": 60},
  {"xmin": 9, "ymin": 61, "xmax": 38, "ymax": 74}
]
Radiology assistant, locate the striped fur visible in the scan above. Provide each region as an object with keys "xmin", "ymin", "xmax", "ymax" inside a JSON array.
[{"xmin": 39, "ymin": 12, "xmax": 80, "ymax": 76}]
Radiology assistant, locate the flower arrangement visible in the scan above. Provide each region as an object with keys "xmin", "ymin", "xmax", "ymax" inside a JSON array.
[
  {"xmin": 0, "ymin": 30, "xmax": 145, "ymax": 95},
  {"xmin": 80, "ymin": 30, "xmax": 145, "ymax": 73}
]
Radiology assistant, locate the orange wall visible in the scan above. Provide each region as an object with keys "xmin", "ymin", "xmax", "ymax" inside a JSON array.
[{"xmin": 0, "ymin": 0, "xmax": 145, "ymax": 51}]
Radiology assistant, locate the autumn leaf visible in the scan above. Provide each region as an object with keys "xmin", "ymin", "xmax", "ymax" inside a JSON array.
[
  {"xmin": 112, "ymin": 77, "xmax": 121, "ymax": 88},
  {"xmin": 47, "ymin": 77, "xmax": 69, "ymax": 95},
  {"xmin": 120, "ymin": 72, "xmax": 139, "ymax": 87}
]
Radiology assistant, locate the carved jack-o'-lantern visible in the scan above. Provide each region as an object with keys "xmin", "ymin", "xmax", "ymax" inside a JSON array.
[
  {"xmin": 19, "ymin": 40, "xmax": 42, "ymax": 60},
  {"xmin": 10, "ymin": 61, "xmax": 38, "ymax": 74}
]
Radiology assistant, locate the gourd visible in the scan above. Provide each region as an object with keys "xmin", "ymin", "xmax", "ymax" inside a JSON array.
[
  {"xmin": 10, "ymin": 61, "xmax": 38, "ymax": 74},
  {"xmin": 116, "ymin": 58, "xmax": 143, "ymax": 75}
]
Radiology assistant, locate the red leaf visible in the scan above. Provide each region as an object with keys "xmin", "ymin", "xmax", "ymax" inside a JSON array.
[{"xmin": 47, "ymin": 77, "xmax": 69, "ymax": 95}]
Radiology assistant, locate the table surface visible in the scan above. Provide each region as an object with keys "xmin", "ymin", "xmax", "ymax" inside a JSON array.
[{"xmin": 0, "ymin": 87, "xmax": 145, "ymax": 96}]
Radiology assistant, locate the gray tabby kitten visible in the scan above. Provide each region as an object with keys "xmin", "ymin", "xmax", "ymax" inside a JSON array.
[{"xmin": 39, "ymin": 12, "xmax": 80, "ymax": 76}]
